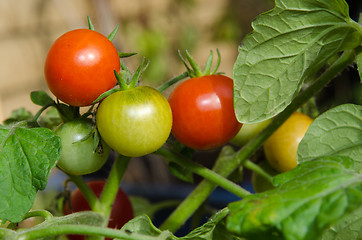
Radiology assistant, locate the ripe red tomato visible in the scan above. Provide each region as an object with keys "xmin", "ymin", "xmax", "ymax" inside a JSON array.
[
  {"xmin": 64, "ymin": 180, "xmax": 134, "ymax": 240},
  {"xmin": 168, "ymin": 75, "xmax": 242, "ymax": 150},
  {"xmin": 44, "ymin": 29, "xmax": 120, "ymax": 106}
]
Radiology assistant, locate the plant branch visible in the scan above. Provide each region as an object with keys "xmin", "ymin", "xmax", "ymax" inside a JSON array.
[
  {"xmin": 155, "ymin": 147, "xmax": 250, "ymax": 198},
  {"xmin": 14, "ymin": 224, "xmax": 159, "ymax": 240},
  {"xmin": 99, "ymin": 155, "xmax": 131, "ymax": 218},
  {"xmin": 244, "ymin": 160, "xmax": 273, "ymax": 184},
  {"xmin": 67, "ymin": 174, "xmax": 98, "ymax": 210}
]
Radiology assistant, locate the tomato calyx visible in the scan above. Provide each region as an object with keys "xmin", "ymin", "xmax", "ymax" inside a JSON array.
[
  {"xmin": 92, "ymin": 57, "xmax": 149, "ymax": 104},
  {"xmin": 179, "ymin": 49, "xmax": 222, "ymax": 78}
]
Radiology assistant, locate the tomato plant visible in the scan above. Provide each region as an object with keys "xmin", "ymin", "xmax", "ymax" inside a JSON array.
[
  {"xmin": 169, "ymin": 74, "xmax": 242, "ymax": 150},
  {"xmin": 1, "ymin": 2, "xmax": 362, "ymax": 240},
  {"xmin": 263, "ymin": 112, "xmax": 313, "ymax": 172},
  {"xmin": 55, "ymin": 119, "xmax": 110, "ymax": 175},
  {"xmin": 44, "ymin": 29, "xmax": 120, "ymax": 107},
  {"xmin": 96, "ymin": 86, "xmax": 172, "ymax": 157},
  {"xmin": 63, "ymin": 180, "xmax": 134, "ymax": 240}
]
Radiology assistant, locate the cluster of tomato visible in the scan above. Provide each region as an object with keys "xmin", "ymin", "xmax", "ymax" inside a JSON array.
[
  {"xmin": 44, "ymin": 28, "xmax": 313, "ymax": 236},
  {"xmin": 45, "ymin": 28, "xmax": 243, "ymax": 176}
]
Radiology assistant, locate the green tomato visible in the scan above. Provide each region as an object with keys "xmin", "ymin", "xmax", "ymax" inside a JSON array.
[
  {"xmin": 231, "ymin": 119, "xmax": 272, "ymax": 146},
  {"xmin": 96, "ymin": 86, "xmax": 172, "ymax": 157},
  {"xmin": 55, "ymin": 119, "xmax": 110, "ymax": 175}
]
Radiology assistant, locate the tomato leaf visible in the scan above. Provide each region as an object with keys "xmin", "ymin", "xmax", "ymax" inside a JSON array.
[
  {"xmin": 120, "ymin": 208, "xmax": 238, "ymax": 240},
  {"xmin": 298, "ymin": 104, "xmax": 362, "ymax": 172},
  {"xmin": 0, "ymin": 123, "xmax": 61, "ymax": 222},
  {"xmin": 226, "ymin": 156, "xmax": 362, "ymax": 240},
  {"xmin": 30, "ymin": 91, "xmax": 54, "ymax": 107},
  {"xmin": 321, "ymin": 207, "xmax": 362, "ymax": 240},
  {"xmin": 233, "ymin": 0, "xmax": 362, "ymax": 123},
  {"xmin": 3, "ymin": 108, "xmax": 33, "ymax": 126},
  {"xmin": 357, "ymin": 48, "xmax": 362, "ymax": 83}
]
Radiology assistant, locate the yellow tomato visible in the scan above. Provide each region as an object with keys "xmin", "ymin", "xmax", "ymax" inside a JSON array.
[{"xmin": 263, "ymin": 112, "xmax": 313, "ymax": 172}]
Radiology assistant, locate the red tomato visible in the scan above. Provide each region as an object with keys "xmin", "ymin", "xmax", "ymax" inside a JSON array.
[
  {"xmin": 168, "ymin": 75, "xmax": 242, "ymax": 150},
  {"xmin": 44, "ymin": 29, "xmax": 120, "ymax": 106},
  {"xmin": 64, "ymin": 180, "xmax": 134, "ymax": 240}
]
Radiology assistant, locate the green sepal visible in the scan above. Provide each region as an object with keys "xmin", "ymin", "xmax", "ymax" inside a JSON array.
[
  {"xmin": 178, "ymin": 49, "xmax": 222, "ymax": 78},
  {"xmin": 92, "ymin": 87, "xmax": 120, "ymax": 104},
  {"xmin": 87, "ymin": 16, "xmax": 95, "ymax": 31},
  {"xmin": 119, "ymin": 52, "xmax": 137, "ymax": 58},
  {"xmin": 107, "ymin": 24, "xmax": 119, "ymax": 41}
]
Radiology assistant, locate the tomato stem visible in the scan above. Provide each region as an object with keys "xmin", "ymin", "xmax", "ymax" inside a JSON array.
[
  {"xmin": 13, "ymin": 224, "xmax": 159, "ymax": 240},
  {"xmin": 155, "ymin": 147, "xmax": 250, "ymax": 198},
  {"xmin": 159, "ymin": 146, "xmax": 248, "ymax": 232},
  {"xmin": 243, "ymin": 160, "xmax": 273, "ymax": 184},
  {"xmin": 99, "ymin": 155, "xmax": 131, "ymax": 220},
  {"xmin": 67, "ymin": 174, "xmax": 98, "ymax": 210},
  {"xmin": 22, "ymin": 210, "xmax": 54, "ymax": 222}
]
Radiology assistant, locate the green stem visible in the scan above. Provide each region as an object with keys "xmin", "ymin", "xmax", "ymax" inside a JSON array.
[
  {"xmin": 160, "ymin": 49, "xmax": 356, "ymax": 233},
  {"xmin": 244, "ymin": 160, "xmax": 273, "ymax": 184},
  {"xmin": 14, "ymin": 224, "xmax": 158, "ymax": 240},
  {"xmin": 99, "ymin": 155, "xmax": 131, "ymax": 217},
  {"xmin": 159, "ymin": 146, "xmax": 243, "ymax": 232},
  {"xmin": 32, "ymin": 103, "xmax": 54, "ymax": 123},
  {"xmin": 23, "ymin": 210, "xmax": 53, "ymax": 221},
  {"xmin": 157, "ymin": 71, "xmax": 189, "ymax": 92},
  {"xmin": 155, "ymin": 147, "xmax": 250, "ymax": 198},
  {"xmin": 67, "ymin": 174, "xmax": 98, "ymax": 210}
]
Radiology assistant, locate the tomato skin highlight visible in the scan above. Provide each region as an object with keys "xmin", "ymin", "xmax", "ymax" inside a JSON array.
[
  {"xmin": 55, "ymin": 119, "xmax": 110, "ymax": 175},
  {"xmin": 263, "ymin": 112, "xmax": 313, "ymax": 172},
  {"xmin": 168, "ymin": 75, "xmax": 242, "ymax": 150},
  {"xmin": 44, "ymin": 29, "xmax": 120, "ymax": 106},
  {"xmin": 96, "ymin": 86, "xmax": 173, "ymax": 157},
  {"xmin": 64, "ymin": 180, "xmax": 134, "ymax": 240}
]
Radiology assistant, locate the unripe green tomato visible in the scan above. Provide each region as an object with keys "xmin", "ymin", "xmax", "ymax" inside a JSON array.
[
  {"xmin": 96, "ymin": 86, "xmax": 172, "ymax": 157},
  {"xmin": 55, "ymin": 119, "xmax": 110, "ymax": 175},
  {"xmin": 230, "ymin": 119, "xmax": 272, "ymax": 146},
  {"xmin": 251, "ymin": 161, "xmax": 278, "ymax": 193},
  {"xmin": 263, "ymin": 112, "xmax": 313, "ymax": 172}
]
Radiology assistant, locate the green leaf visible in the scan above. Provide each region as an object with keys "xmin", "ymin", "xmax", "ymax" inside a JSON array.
[
  {"xmin": 120, "ymin": 208, "xmax": 236, "ymax": 240},
  {"xmin": 357, "ymin": 48, "xmax": 362, "ymax": 83},
  {"xmin": 321, "ymin": 207, "xmax": 362, "ymax": 240},
  {"xmin": 30, "ymin": 91, "xmax": 54, "ymax": 107},
  {"xmin": 0, "ymin": 124, "xmax": 61, "ymax": 222},
  {"xmin": 226, "ymin": 156, "xmax": 362, "ymax": 240},
  {"xmin": 121, "ymin": 215, "xmax": 173, "ymax": 239},
  {"xmin": 31, "ymin": 211, "xmax": 106, "ymax": 230},
  {"xmin": 233, "ymin": 0, "xmax": 362, "ymax": 123},
  {"xmin": 3, "ymin": 108, "xmax": 33, "ymax": 125},
  {"xmin": 298, "ymin": 104, "xmax": 362, "ymax": 172}
]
